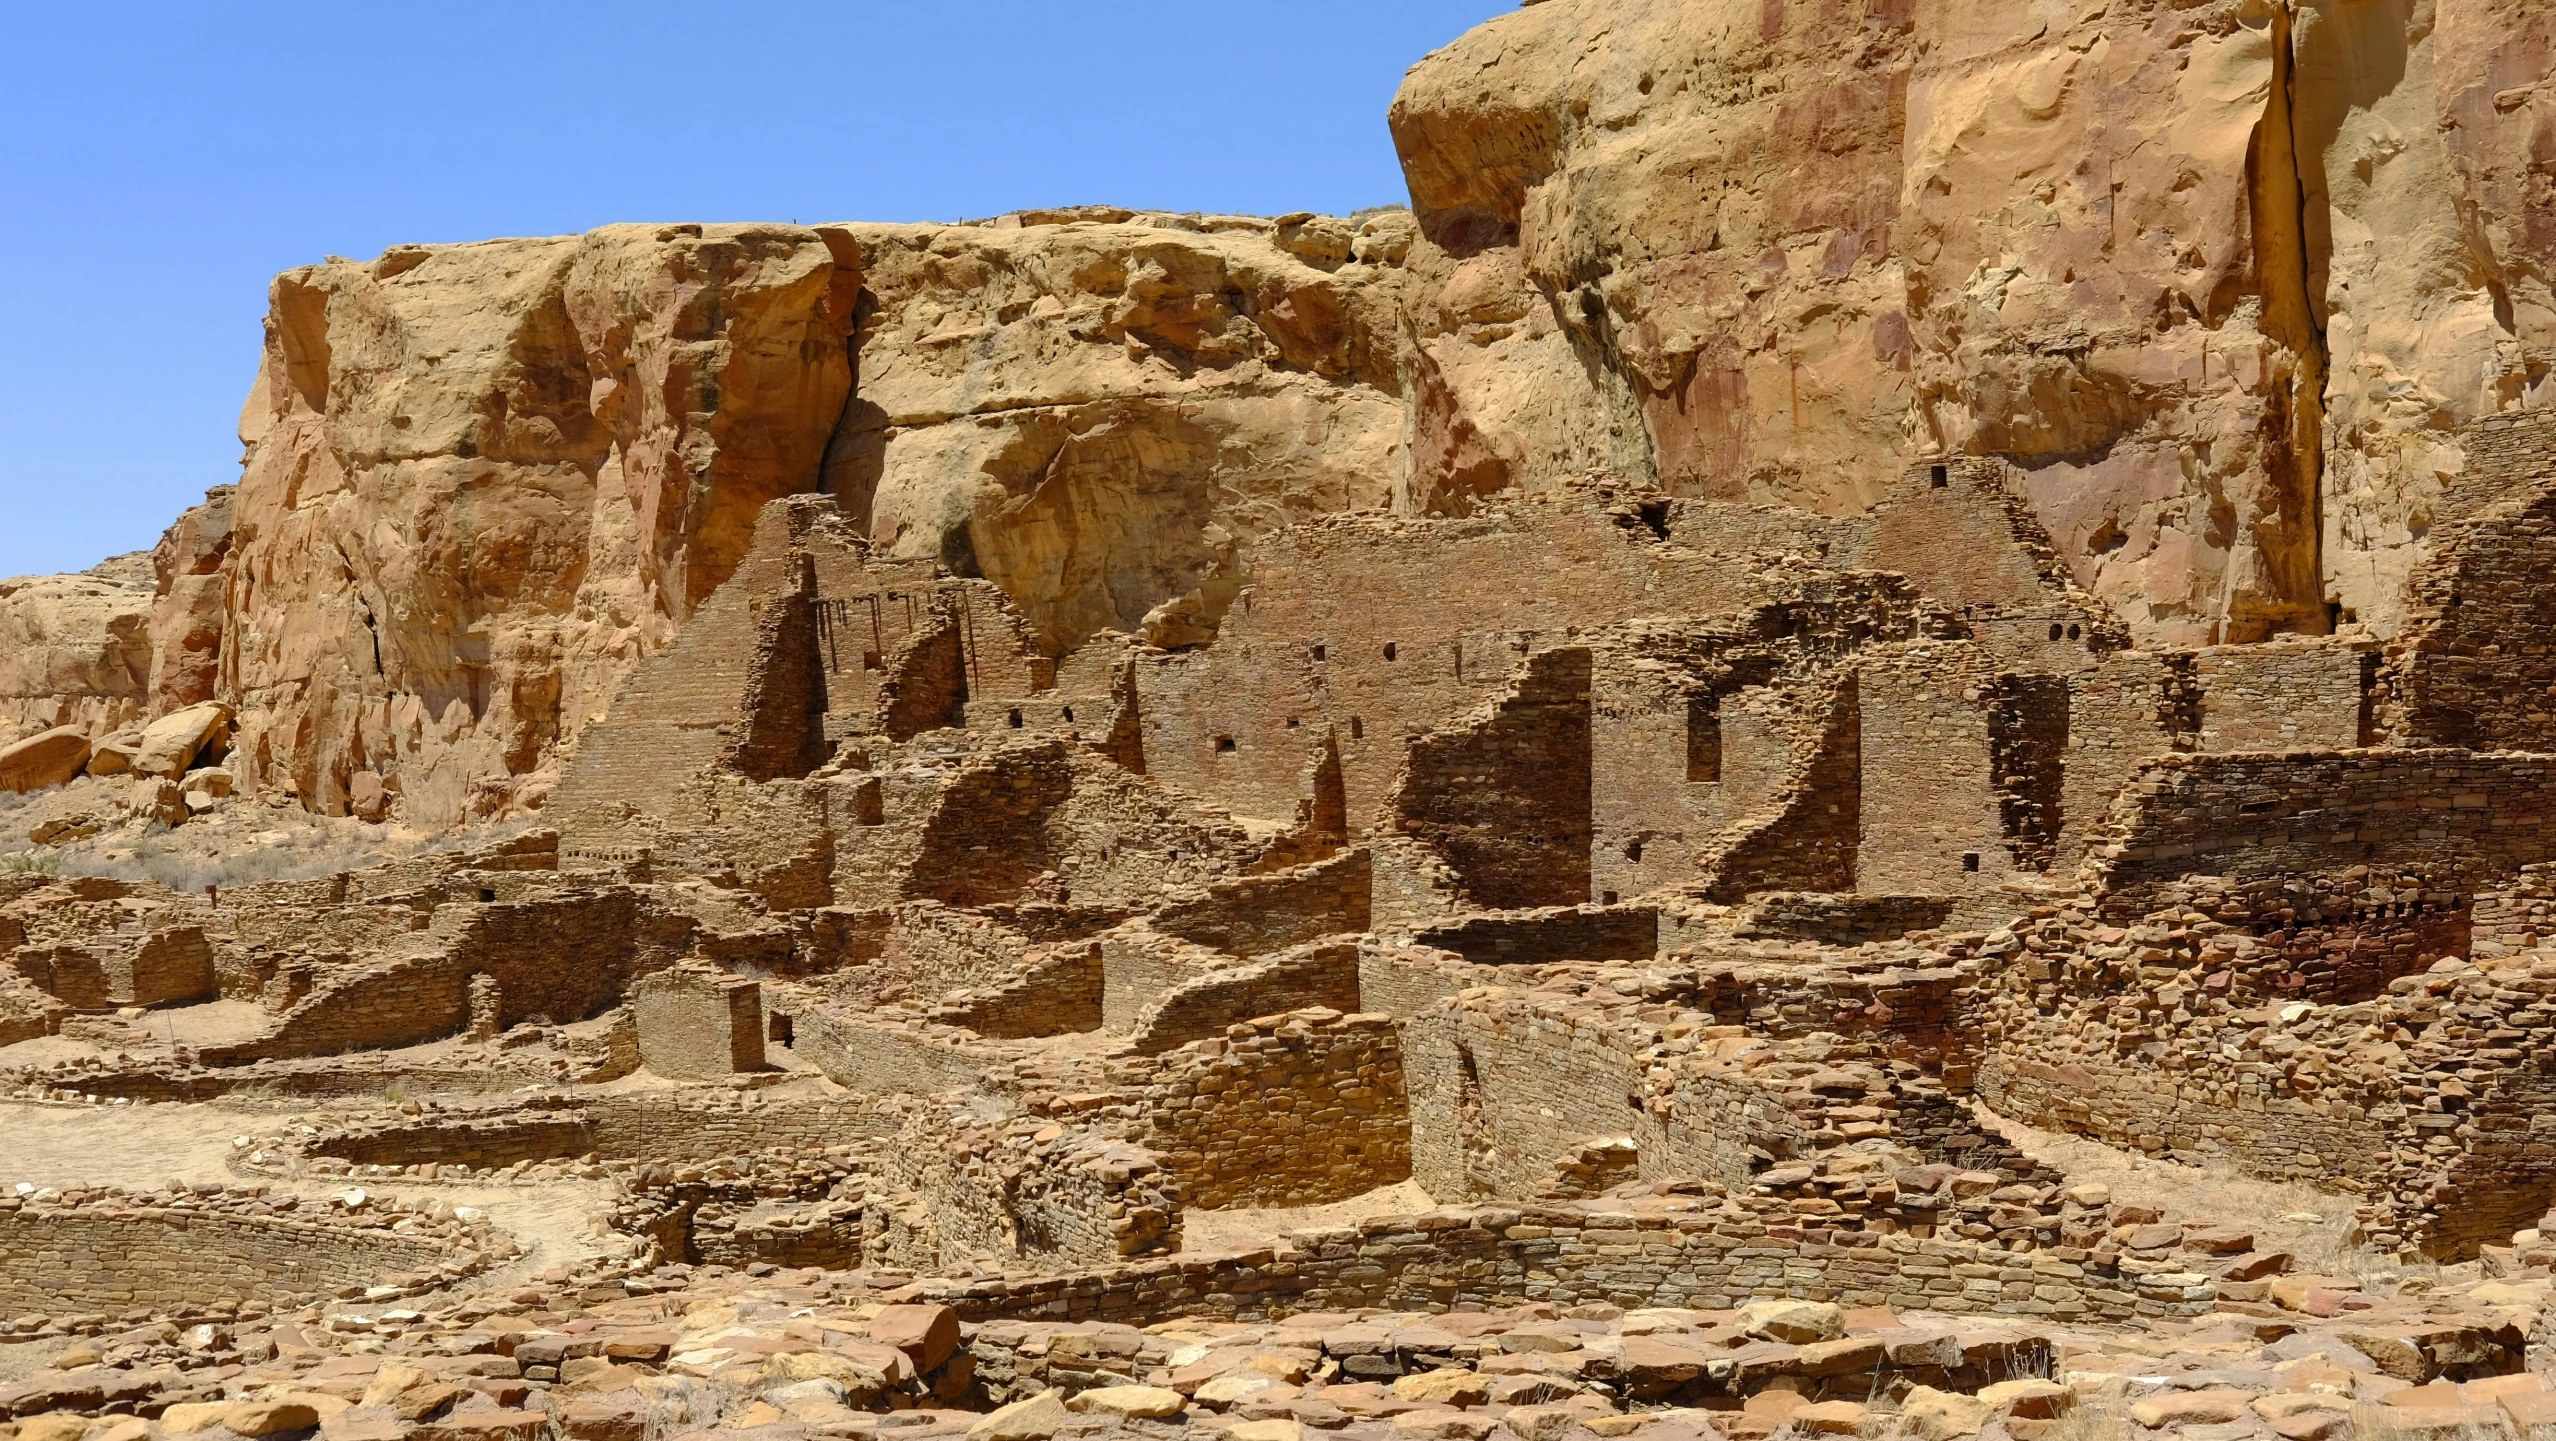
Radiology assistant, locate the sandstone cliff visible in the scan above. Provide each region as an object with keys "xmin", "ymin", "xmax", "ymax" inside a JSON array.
[
  {"xmin": 2, "ymin": 0, "xmax": 2548, "ymax": 831},
  {"xmin": 1388, "ymin": 0, "xmax": 2555, "ymax": 645},
  {"xmin": 222, "ymin": 224, "xmax": 857, "ymax": 826},
  {"xmin": 0, "ymin": 555, "xmax": 154, "ymax": 747},
  {"xmin": 828, "ymin": 208, "xmax": 1414, "ymax": 654}
]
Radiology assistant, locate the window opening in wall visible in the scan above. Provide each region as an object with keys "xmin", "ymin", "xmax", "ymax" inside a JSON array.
[
  {"xmin": 1007, "ymin": 708, "xmax": 1023, "ymax": 728},
  {"xmin": 1350, "ymin": 717, "xmax": 1365, "ymax": 739},
  {"xmin": 1686, "ymin": 694, "xmax": 1722, "ymax": 783},
  {"xmin": 1961, "ymin": 852, "xmax": 1980, "ymax": 872},
  {"xmin": 853, "ymin": 779, "xmax": 886, "ymax": 826},
  {"xmin": 2067, "ymin": 624, "xmax": 2082, "ymax": 641},
  {"xmin": 769, "ymin": 1013, "xmax": 795, "ymax": 1047},
  {"xmin": 862, "ymin": 651, "xmax": 883, "ymax": 671},
  {"xmin": 1383, "ymin": 642, "xmax": 1398, "ymax": 661},
  {"xmin": 1625, "ymin": 839, "xmax": 1644, "ymax": 862},
  {"xmin": 2050, "ymin": 623, "xmax": 2065, "ymax": 641},
  {"xmin": 1931, "ymin": 464, "xmax": 1950, "ymax": 488},
  {"xmin": 1286, "ymin": 717, "xmax": 1300, "ymax": 728},
  {"xmin": 1312, "ymin": 644, "xmax": 1327, "ymax": 662},
  {"xmin": 1636, "ymin": 500, "xmax": 1671, "ymax": 541},
  {"xmin": 1061, "ymin": 706, "xmax": 1074, "ymax": 722},
  {"xmin": 1601, "ymin": 890, "xmax": 1619, "ymax": 905},
  {"xmin": 479, "ymin": 888, "xmax": 497, "ymax": 903},
  {"xmin": 1215, "ymin": 736, "xmax": 1237, "ymax": 753}
]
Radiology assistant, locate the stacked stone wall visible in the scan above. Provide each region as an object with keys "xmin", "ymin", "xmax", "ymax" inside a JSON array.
[
  {"xmin": 1409, "ymin": 906, "xmax": 1658, "ymax": 966},
  {"xmin": 1148, "ymin": 848, "xmax": 1372, "ymax": 957},
  {"xmin": 2089, "ymin": 749, "xmax": 2556, "ymax": 917},
  {"xmin": 888, "ymin": 1195, "xmax": 2224, "ymax": 1328},
  {"xmin": 797, "ymin": 1007, "xmax": 1011, "ymax": 1097},
  {"xmin": 928, "ymin": 943, "xmax": 1105, "ymax": 1038},
  {"xmin": 1143, "ymin": 1009, "xmax": 1410, "ymax": 1209},
  {"xmin": 0, "ymin": 1193, "xmax": 495, "ymax": 1319},
  {"xmin": 1125, "ymin": 942, "xmax": 1362, "ymax": 1054},
  {"xmin": 2384, "ymin": 409, "xmax": 2556, "ymax": 751},
  {"xmin": 1393, "ymin": 647, "xmax": 1594, "ymax": 909}
]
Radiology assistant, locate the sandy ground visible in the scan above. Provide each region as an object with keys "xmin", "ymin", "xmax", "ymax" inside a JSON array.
[
  {"xmin": 1181, "ymin": 1179, "xmax": 1438, "ymax": 1255},
  {"xmin": 0, "ymin": 1098, "xmax": 623, "ymax": 1297}
]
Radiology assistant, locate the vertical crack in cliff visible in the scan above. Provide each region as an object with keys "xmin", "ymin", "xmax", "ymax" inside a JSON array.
[{"xmin": 2246, "ymin": 0, "xmax": 2335, "ymax": 636}]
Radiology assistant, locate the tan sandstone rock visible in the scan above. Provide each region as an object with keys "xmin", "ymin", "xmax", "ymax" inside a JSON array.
[
  {"xmin": 1736, "ymin": 1298, "xmax": 1845, "ymax": 1344},
  {"xmin": 969, "ymin": 1391, "xmax": 1072, "ymax": 1441},
  {"xmin": 827, "ymin": 212, "xmax": 1409, "ymax": 655},
  {"xmin": 0, "ymin": 555, "xmax": 153, "ymax": 746},
  {"xmin": 222, "ymin": 223, "xmax": 858, "ymax": 827},
  {"xmin": 0, "ymin": 726, "xmax": 92, "ymax": 793},
  {"xmin": 1387, "ymin": 0, "xmax": 2556, "ymax": 646},
  {"xmin": 131, "ymin": 701, "xmax": 230, "ymax": 778}
]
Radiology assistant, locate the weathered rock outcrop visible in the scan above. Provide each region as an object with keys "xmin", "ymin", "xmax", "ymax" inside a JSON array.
[
  {"xmin": 1387, "ymin": 0, "xmax": 2556, "ymax": 646},
  {"xmin": 146, "ymin": 486, "xmax": 234, "ymax": 713},
  {"xmin": 0, "ymin": 554, "xmax": 154, "ymax": 747},
  {"xmin": 828, "ymin": 208, "xmax": 1414, "ymax": 654},
  {"xmin": 223, "ymin": 223, "xmax": 858, "ymax": 825}
]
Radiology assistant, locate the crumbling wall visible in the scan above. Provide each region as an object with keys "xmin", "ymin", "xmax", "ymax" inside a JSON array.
[
  {"xmin": 1147, "ymin": 848, "xmax": 1372, "ymax": 957},
  {"xmin": 2191, "ymin": 641, "xmax": 2376, "ymax": 752},
  {"xmin": 724, "ymin": 557, "xmax": 832, "ymax": 781},
  {"xmin": 870, "ymin": 1110, "xmax": 1179, "ymax": 1272},
  {"xmin": 928, "ymin": 943, "xmax": 1104, "ymax": 1039},
  {"xmin": 0, "ymin": 1195, "xmax": 491, "ymax": 1317},
  {"xmin": 1097, "ymin": 925, "xmax": 1220, "ymax": 1034},
  {"xmin": 795, "ymin": 1007, "xmax": 1006, "ymax": 1097},
  {"xmin": 1143, "ymin": 1009, "xmax": 1410, "ymax": 1209},
  {"xmin": 1408, "ymin": 907, "xmax": 1658, "ymax": 967},
  {"xmin": 1124, "ymin": 941, "xmax": 1362, "ymax": 1054},
  {"xmin": 1392, "ymin": 646, "xmax": 1592, "ymax": 909},
  {"xmin": 1971, "ymin": 894, "xmax": 2556, "ymax": 1258},
  {"xmin": 2385, "ymin": 410, "xmax": 2556, "ymax": 751},
  {"xmin": 894, "ymin": 739, "xmax": 1264, "ymax": 912},
  {"xmin": 2089, "ymin": 750, "xmax": 2556, "ymax": 917},
  {"xmin": 1404, "ymin": 999, "xmax": 1657, "ymax": 1201}
]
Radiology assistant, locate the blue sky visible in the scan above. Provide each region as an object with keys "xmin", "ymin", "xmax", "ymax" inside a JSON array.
[{"xmin": 0, "ymin": 1, "xmax": 1502, "ymax": 579}]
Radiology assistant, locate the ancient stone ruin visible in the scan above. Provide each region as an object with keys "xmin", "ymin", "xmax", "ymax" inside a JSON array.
[{"xmin": 5, "ymin": 4, "xmax": 2556, "ymax": 1441}]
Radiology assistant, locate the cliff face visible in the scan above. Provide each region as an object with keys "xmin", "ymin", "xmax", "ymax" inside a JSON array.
[
  {"xmin": 828, "ymin": 210, "xmax": 1414, "ymax": 655},
  {"xmin": 5, "ymin": 0, "xmax": 2549, "ymax": 827},
  {"xmin": 222, "ymin": 224, "xmax": 857, "ymax": 825},
  {"xmin": 0, "ymin": 555, "xmax": 154, "ymax": 747},
  {"xmin": 1388, "ymin": 0, "xmax": 2555, "ymax": 646}
]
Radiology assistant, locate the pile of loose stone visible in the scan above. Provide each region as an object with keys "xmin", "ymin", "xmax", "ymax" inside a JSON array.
[{"xmin": 3, "ymin": 1257, "xmax": 2550, "ymax": 1441}]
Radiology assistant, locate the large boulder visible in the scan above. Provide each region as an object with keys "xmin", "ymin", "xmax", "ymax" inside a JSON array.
[
  {"xmin": 131, "ymin": 702, "xmax": 231, "ymax": 778},
  {"xmin": 0, "ymin": 726, "xmax": 92, "ymax": 793},
  {"xmin": 0, "ymin": 556, "xmax": 153, "ymax": 744}
]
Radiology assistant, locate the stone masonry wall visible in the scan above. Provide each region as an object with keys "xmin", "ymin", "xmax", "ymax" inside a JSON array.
[
  {"xmin": 1125, "ymin": 942, "xmax": 1363, "ymax": 1055},
  {"xmin": 928, "ymin": 943, "xmax": 1105, "ymax": 1039},
  {"xmin": 0, "ymin": 1195, "xmax": 490, "ymax": 1318},
  {"xmin": 2089, "ymin": 749, "xmax": 2556, "ymax": 918},
  {"xmin": 1148, "ymin": 848, "xmax": 1373, "ymax": 958},
  {"xmin": 1142, "ymin": 1009, "xmax": 1411, "ymax": 1209},
  {"xmin": 890, "ymin": 1194, "xmax": 2225, "ymax": 1329},
  {"xmin": 1392, "ymin": 646, "xmax": 1593, "ymax": 910}
]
